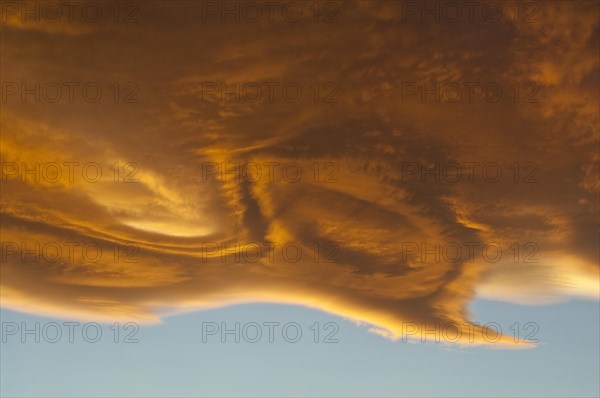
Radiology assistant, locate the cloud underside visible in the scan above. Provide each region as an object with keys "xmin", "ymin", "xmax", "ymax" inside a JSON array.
[{"xmin": 1, "ymin": 1, "xmax": 598, "ymax": 346}]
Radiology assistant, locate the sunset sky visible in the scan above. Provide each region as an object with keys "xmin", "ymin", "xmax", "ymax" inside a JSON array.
[{"xmin": 1, "ymin": 1, "xmax": 599, "ymax": 396}]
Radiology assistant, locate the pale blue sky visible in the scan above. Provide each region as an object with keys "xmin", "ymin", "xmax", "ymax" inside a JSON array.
[{"xmin": 1, "ymin": 299, "xmax": 598, "ymax": 397}]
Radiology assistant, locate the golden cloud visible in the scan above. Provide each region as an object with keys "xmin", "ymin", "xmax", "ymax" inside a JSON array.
[{"xmin": 1, "ymin": 1, "xmax": 598, "ymax": 347}]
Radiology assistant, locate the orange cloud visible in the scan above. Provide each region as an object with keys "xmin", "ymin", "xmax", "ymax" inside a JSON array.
[{"xmin": 1, "ymin": 1, "xmax": 598, "ymax": 347}]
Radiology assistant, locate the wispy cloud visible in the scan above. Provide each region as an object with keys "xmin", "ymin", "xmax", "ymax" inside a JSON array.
[{"xmin": 1, "ymin": 1, "xmax": 598, "ymax": 346}]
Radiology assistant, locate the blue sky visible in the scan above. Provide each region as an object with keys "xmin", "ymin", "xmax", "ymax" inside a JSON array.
[{"xmin": 2, "ymin": 299, "xmax": 598, "ymax": 397}]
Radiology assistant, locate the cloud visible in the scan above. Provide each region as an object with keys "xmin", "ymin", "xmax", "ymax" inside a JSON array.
[{"xmin": 1, "ymin": 1, "xmax": 598, "ymax": 346}]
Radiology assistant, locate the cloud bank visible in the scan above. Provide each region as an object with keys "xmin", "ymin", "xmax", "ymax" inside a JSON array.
[{"xmin": 1, "ymin": 1, "xmax": 598, "ymax": 346}]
